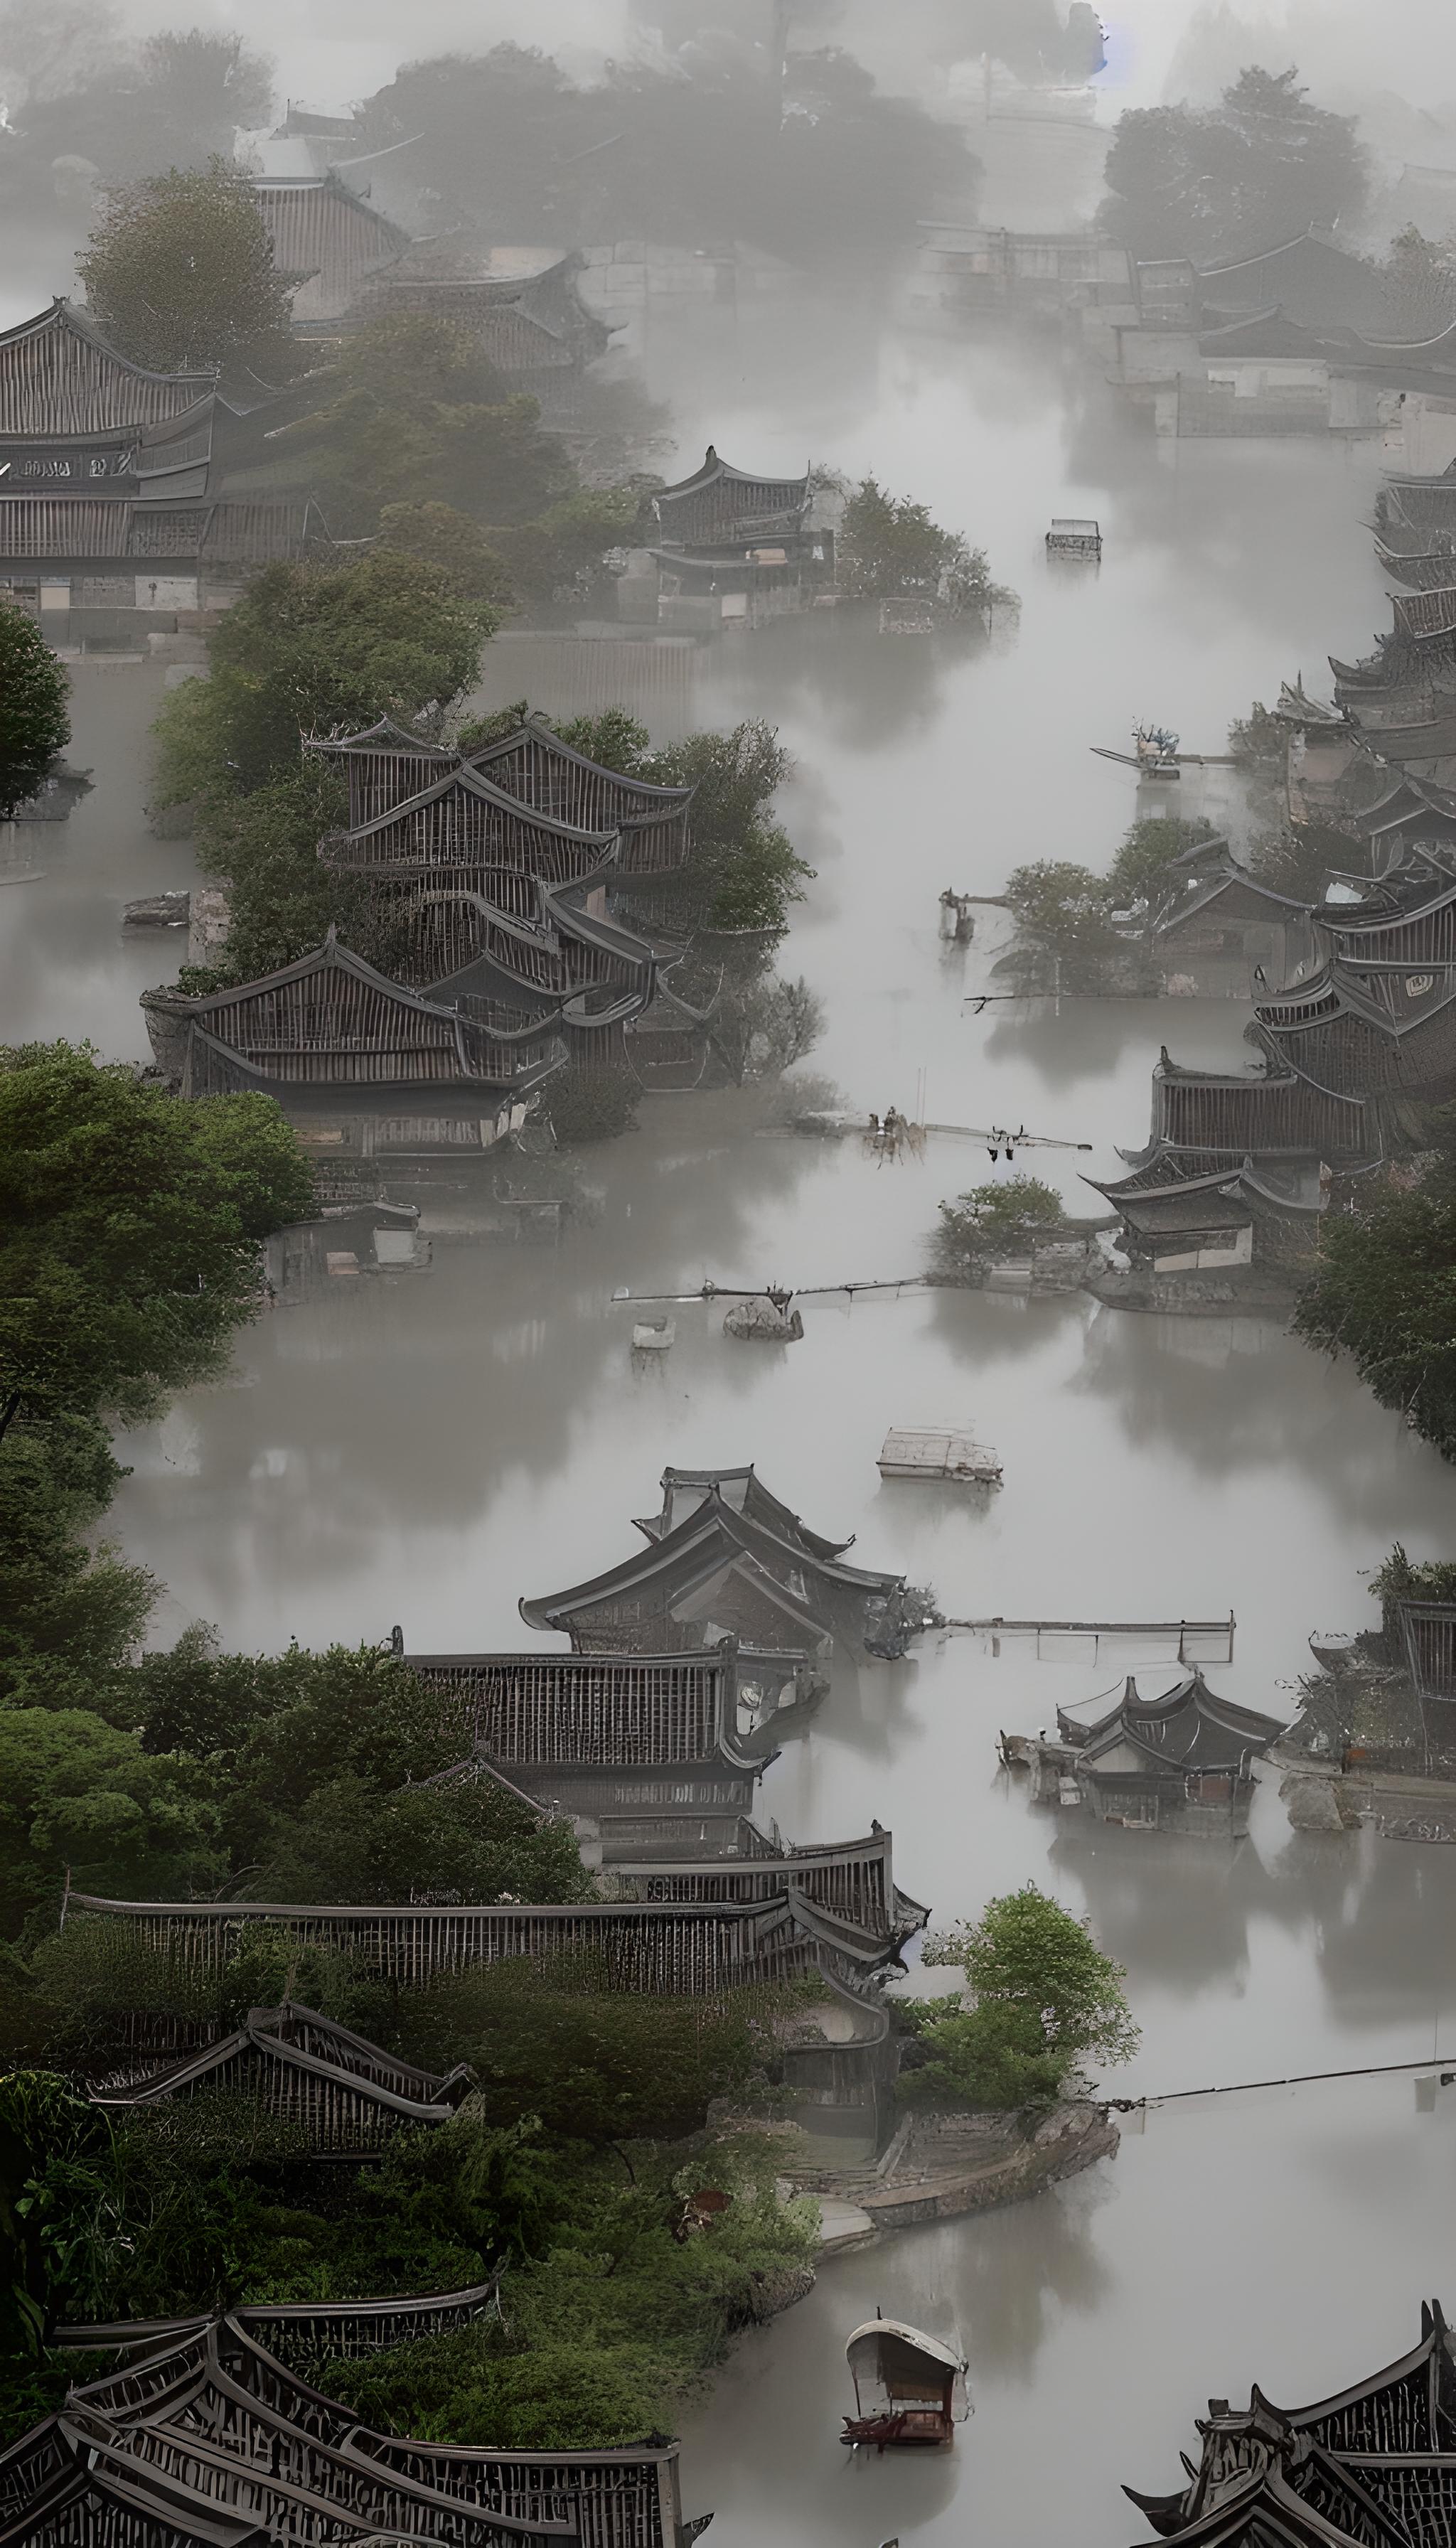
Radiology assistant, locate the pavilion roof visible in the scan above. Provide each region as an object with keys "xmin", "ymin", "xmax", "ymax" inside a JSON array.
[
  {"xmin": 90, "ymin": 2001, "xmax": 473, "ymax": 2134},
  {"xmin": 1123, "ymin": 2301, "xmax": 1456, "ymax": 2546},
  {"xmin": 654, "ymin": 443, "xmax": 812, "ymax": 507},
  {"xmin": 520, "ymin": 1482, "xmax": 903, "ymax": 1637},
  {"xmin": 0, "ymin": 299, "xmax": 215, "ymax": 438},
  {"xmin": 1057, "ymin": 1667, "xmax": 1287, "ymax": 1770},
  {"xmin": 639, "ymin": 1465, "xmax": 856, "ymax": 1560}
]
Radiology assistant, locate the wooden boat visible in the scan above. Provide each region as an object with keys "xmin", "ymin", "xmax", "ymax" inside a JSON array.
[
  {"xmin": 877, "ymin": 1427, "xmax": 1002, "ymax": 1485},
  {"xmin": 1046, "ymin": 515, "xmax": 1101, "ymax": 557},
  {"xmin": 841, "ymin": 2316, "xmax": 970, "ymax": 2450},
  {"xmin": 631, "ymin": 1319, "xmax": 675, "ymax": 1351}
]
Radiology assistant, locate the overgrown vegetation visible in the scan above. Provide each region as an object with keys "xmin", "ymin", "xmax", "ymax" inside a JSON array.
[
  {"xmin": 1293, "ymin": 1169, "xmax": 1456, "ymax": 1462},
  {"xmin": 0, "ymin": 605, "xmax": 71, "ymax": 818},
  {"xmin": 897, "ymin": 1885, "xmax": 1138, "ymax": 2112}
]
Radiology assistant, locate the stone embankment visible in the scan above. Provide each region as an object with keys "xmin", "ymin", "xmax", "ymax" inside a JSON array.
[{"xmin": 792, "ymin": 2101, "xmax": 1118, "ymax": 2249}]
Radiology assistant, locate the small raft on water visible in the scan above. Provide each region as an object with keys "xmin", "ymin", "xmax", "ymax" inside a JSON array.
[
  {"xmin": 877, "ymin": 1428, "xmax": 1002, "ymax": 1485},
  {"xmin": 841, "ymin": 2317, "xmax": 971, "ymax": 2451},
  {"xmin": 631, "ymin": 1320, "xmax": 675, "ymax": 1351}
]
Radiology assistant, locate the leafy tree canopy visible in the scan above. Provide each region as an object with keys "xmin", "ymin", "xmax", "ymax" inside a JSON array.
[
  {"xmin": 837, "ymin": 476, "xmax": 1011, "ymax": 611},
  {"xmin": 1101, "ymin": 65, "xmax": 1366, "ymax": 260},
  {"xmin": 0, "ymin": 1042, "xmax": 314, "ymax": 1445},
  {"xmin": 1106, "ymin": 815, "xmax": 1218, "ymax": 907},
  {"xmin": 0, "ymin": 1711, "xmax": 217, "ymax": 1939},
  {"xmin": 150, "ymin": 552, "xmax": 493, "ymax": 805},
  {"xmin": 0, "ymin": 1420, "xmax": 156, "ymax": 1709},
  {"xmin": 356, "ymin": 41, "xmax": 969, "ymax": 275},
  {"xmin": 0, "ymin": 606, "xmax": 70, "ymax": 818},
  {"xmin": 76, "ymin": 156, "xmax": 296, "ymax": 377},
  {"xmin": 903, "ymin": 1883, "xmax": 1138, "ymax": 2110},
  {"xmin": 931, "ymin": 1175, "xmax": 1068, "ymax": 1283},
  {"xmin": 275, "ymin": 314, "xmax": 573, "ymax": 540},
  {"xmin": 1292, "ymin": 1184, "xmax": 1456, "ymax": 1460}
]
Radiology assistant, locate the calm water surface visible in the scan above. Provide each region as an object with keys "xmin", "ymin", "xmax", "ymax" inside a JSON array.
[{"xmin": 6, "ymin": 321, "xmax": 1451, "ymax": 2543}]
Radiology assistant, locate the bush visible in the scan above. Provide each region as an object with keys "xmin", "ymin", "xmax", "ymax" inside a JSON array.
[{"xmin": 545, "ymin": 1067, "xmax": 639, "ymax": 1146}]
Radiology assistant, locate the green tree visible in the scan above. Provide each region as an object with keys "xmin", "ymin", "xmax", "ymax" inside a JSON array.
[
  {"xmin": 276, "ymin": 314, "xmax": 573, "ymax": 538},
  {"xmin": 1101, "ymin": 66, "xmax": 1366, "ymax": 260},
  {"xmin": 1106, "ymin": 815, "xmax": 1217, "ymax": 908},
  {"xmin": 377, "ymin": 503, "xmax": 516, "ymax": 611},
  {"xmin": 75, "ymin": 156, "xmax": 296, "ymax": 376},
  {"xmin": 902, "ymin": 1884, "xmax": 1138, "ymax": 2111},
  {"xmin": 171, "ymin": 763, "xmax": 400, "ymax": 986},
  {"xmin": 151, "ymin": 552, "xmax": 493, "ymax": 808},
  {"xmin": 0, "ymin": 606, "xmax": 70, "ymax": 818},
  {"xmin": 711, "ymin": 974, "xmax": 824, "ymax": 1084},
  {"xmin": 644, "ymin": 719, "xmax": 813, "ymax": 935},
  {"xmin": 0, "ymin": 2070, "xmax": 120, "ymax": 2354},
  {"xmin": 1003, "ymin": 859, "xmax": 1120, "ymax": 990},
  {"xmin": 1293, "ymin": 1184, "xmax": 1456, "ymax": 1459},
  {"xmin": 550, "ymin": 707, "xmax": 651, "ymax": 772},
  {"xmin": 0, "ymin": 1043, "xmax": 315, "ymax": 1446},
  {"xmin": 0, "ymin": 1712, "xmax": 217, "ymax": 1938},
  {"xmin": 931, "ymin": 1175, "xmax": 1066, "ymax": 1282},
  {"xmin": 0, "ymin": 1420, "xmax": 156, "ymax": 1708},
  {"xmin": 837, "ymin": 476, "xmax": 1012, "ymax": 612}
]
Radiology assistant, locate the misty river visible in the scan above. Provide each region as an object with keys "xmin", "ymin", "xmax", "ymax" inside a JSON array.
[{"xmin": 8, "ymin": 306, "xmax": 1456, "ymax": 2542}]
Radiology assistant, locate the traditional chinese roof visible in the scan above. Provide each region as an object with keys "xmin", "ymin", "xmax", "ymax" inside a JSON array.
[
  {"xmin": 651, "ymin": 444, "xmax": 812, "ymax": 548},
  {"xmin": 1057, "ymin": 1668, "xmax": 1286, "ymax": 1772},
  {"xmin": 1253, "ymin": 942, "xmax": 1456, "ymax": 1091},
  {"xmin": 1, "ymin": 2301, "xmax": 692, "ymax": 2548},
  {"xmin": 317, "ymin": 761, "xmax": 623, "ymax": 882},
  {"xmin": 1152, "ymin": 855, "xmax": 1312, "ymax": 943},
  {"xmin": 638, "ymin": 1465, "xmax": 856, "ymax": 1561},
  {"xmin": 0, "ymin": 299, "xmax": 215, "ymax": 436},
  {"xmin": 1192, "ymin": 232, "xmax": 1402, "ymax": 338},
  {"xmin": 141, "ymin": 931, "xmax": 567, "ymax": 1102},
  {"xmin": 1148, "ymin": 1050, "xmax": 1371, "ymax": 1160},
  {"xmin": 254, "ymin": 171, "xmax": 410, "ymax": 325},
  {"xmin": 90, "ymin": 2002, "xmax": 473, "ymax": 2151},
  {"xmin": 1124, "ymin": 2301, "xmax": 1456, "ymax": 2545},
  {"xmin": 520, "ymin": 1479, "xmax": 903, "ymax": 1647},
  {"xmin": 1392, "ymin": 587, "xmax": 1456, "ymax": 644},
  {"xmin": 1085, "ymin": 1155, "xmax": 1326, "ymax": 1236}
]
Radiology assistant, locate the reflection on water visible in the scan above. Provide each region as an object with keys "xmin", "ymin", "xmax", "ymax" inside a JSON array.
[
  {"xmin": 5, "ymin": 297, "xmax": 1452, "ymax": 2544},
  {"xmin": 678, "ymin": 2072, "xmax": 1456, "ymax": 2547}
]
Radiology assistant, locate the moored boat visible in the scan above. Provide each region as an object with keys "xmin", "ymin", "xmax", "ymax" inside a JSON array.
[{"xmin": 840, "ymin": 2314, "xmax": 970, "ymax": 2450}]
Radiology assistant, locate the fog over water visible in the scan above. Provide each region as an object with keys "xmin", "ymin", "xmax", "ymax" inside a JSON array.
[{"xmin": 11, "ymin": 4, "xmax": 1456, "ymax": 2534}]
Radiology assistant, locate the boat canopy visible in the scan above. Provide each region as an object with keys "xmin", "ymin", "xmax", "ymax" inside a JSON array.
[{"xmin": 845, "ymin": 2319, "xmax": 970, "ymax": 2419}]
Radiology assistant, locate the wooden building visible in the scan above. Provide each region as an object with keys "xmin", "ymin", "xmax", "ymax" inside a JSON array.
[
  {"xmin": 1050, "ymin": 1669, "xmax": 1285, "ymax": 1836},
  {"xmin": 1147, "ymin": 840, "xmax": 1316, "ymax": 993},
  {"xmin": 1251, "ymin": 869, "xmax": 1456, "ymax": 1100},
  {"xmin": 401, "ymin": 1639, "xmax": 813, "ymax": 1838},
  {"xmin": 625, "ymin": 445, "xmax": 828, "ymax": 631},
  {"xmin": 65, "ymin": 1885, "xmax": 909, "ymax": 2000},
  {"xmin": 4, "ymin": 2303, "xmax": 701, "ymax": 2548},
  {"xmin": 141, "ymin": 932, "xmax": 566, "ymax": 1165},
  {"xmin": 252, "ymin": 171, "xmax": 411, "ymax": 328},
  {"xmin": 90, "ymin": 2003, "xmax": 473, "ymax": 2156},
  {"xmin": 305, "ymin": 720, "xmax": 710, "ymax": 1073},
  {"xmin": 0, "ymin": 299, "xmax": 314, "ymax": 628},
  {"xmin": 348, "ymin": 243, "xmax": 611, "ymax": 421},
  {"xmin": 1125, "ymin": 2299, "xmax": 1456, "ymax": 2546},
  {"xmin": 1141, "ymin": 1049, "xmax": 1372, "ymax": 1162},
  {"xmin": 1087, "ymin": 1153, "xmax": 1328, "ymax": 1280},
  {"xmin": 519, "ymin": 1465, "xmax": 907, "ymax": 1661}
]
